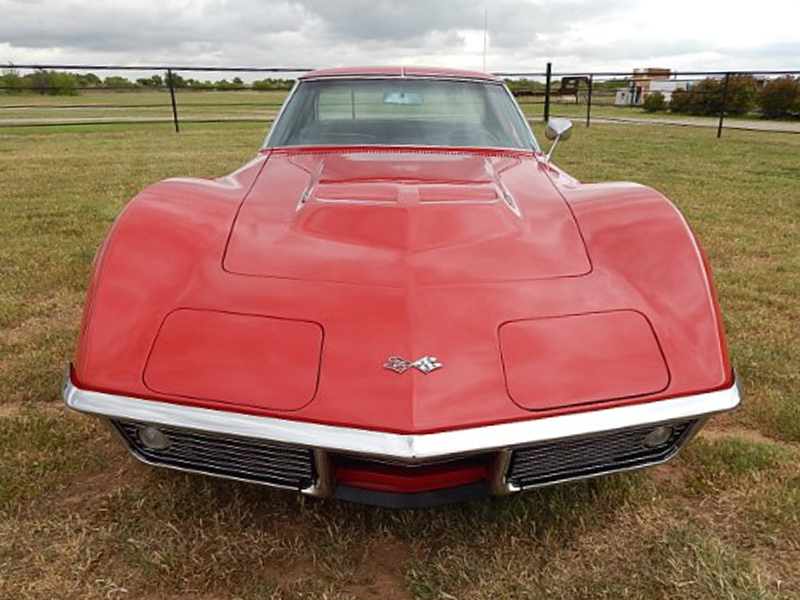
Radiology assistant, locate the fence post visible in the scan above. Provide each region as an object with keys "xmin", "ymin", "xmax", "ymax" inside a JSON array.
[
  {"xmin": 544, "ymin": 62, "xmax": 552, "ymax": 123},
  {"xmin": 586, "ymin": 74, "xmax": 593, "ymax": 127},
  {"xmin": 717, "ymin": 72, "xmax": 730, "ymax": 139},
  {"xmin": 167, "ymin": 68, "xmax": 180, "ymax": 133}
]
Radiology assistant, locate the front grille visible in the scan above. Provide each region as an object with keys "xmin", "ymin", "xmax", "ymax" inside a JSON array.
[
  {"xmin": 112, "ymin": 420, "xmax": 316, "ymax": 489},
  {"xmin": 507, "ymin": 420, "xmax": 697, "ymax": 489}
]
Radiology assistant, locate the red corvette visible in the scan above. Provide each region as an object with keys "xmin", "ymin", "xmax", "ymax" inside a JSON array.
[{"xmin": 64, "ymin": 67, "xmax": 739, "ymax": 507}]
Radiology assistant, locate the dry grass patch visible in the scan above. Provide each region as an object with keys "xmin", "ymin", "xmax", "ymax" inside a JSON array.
[
  {"xmin": 544, "ymin": 123, "xmax": 800, "ymax": 442},
  {"xmin": 0, "ymin": 121, "xmax": 798, "ymax": 599}
]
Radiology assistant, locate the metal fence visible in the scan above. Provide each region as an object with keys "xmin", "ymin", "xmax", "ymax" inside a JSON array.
[
  {"xmin": 0, "ymin": 64, "xmax": 312, "ymax": 131},
  {"xmin": 502, "ymin": 65, "xmax": 800, "ymax": 138},
  {"xmin": 1, "ymin": 63, "xmax": 799, "ymax": 137}
]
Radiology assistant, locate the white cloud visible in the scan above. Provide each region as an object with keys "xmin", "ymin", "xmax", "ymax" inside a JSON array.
[{"xmin": 1, "ymin": 0, "xmax": 798, "ymax": 75}]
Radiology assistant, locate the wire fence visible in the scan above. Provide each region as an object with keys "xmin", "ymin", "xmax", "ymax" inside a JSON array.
[{"xmin": 1, "ymin": 63, "xmax": 799, "ymax": 137}]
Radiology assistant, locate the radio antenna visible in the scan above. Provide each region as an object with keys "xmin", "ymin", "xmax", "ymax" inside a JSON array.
[{"xmin": 483, "ymin": 9, "xmax": 488, "ymax": 72}]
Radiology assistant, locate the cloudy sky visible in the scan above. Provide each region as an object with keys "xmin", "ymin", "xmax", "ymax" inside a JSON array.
[{"xmin": 1, "ymin": 0, "xmax": 799, "ymax": 75}]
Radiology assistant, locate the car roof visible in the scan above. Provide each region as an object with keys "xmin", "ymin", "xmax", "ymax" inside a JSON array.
[{"xmin": 299, "ymin": 66, "xmax": 501, "ymax": 83}]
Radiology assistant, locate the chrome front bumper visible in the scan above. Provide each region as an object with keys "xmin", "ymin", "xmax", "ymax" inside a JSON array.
[{"xmin": 63, "ymin": 374, "xmax": 740, "ymax": 500}]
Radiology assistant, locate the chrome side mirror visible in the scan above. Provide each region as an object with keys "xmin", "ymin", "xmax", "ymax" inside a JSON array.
[
  {"xmin": 545, "ymin": 117, "xmax": 573, "ymax": 141},
  {"xmin": 545, "ymin": 117, "xmax": 573, "ymax": 160}
]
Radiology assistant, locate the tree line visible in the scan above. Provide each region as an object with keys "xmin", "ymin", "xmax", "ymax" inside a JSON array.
[
  {"xmin": 4, "ymin": 68, "xmax": 798, "ymax": 119},
  {"xmin": 504, "ymin": 77, "xmax": 627, "ymax": 92},
  {"xmin": 507, "ymin": 74, "xmax": 799, "ymax": 120},
  {"xmin": 643, "ymin": 75, "xmax": 800, "ymax": 119},
  {"xmin": 0, "ymin": 68, "xmax": 295, "ymax": 95}
]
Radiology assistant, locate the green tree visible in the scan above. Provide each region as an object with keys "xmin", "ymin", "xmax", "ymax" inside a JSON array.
[
  {"xmin": 671, "ymin": 75, "xmax": 757, "ymax": 116},
  {"xmin": 252, "ymin": 77, "xmax": 294, "ymax": 91},
  {"xmin": 669, "ymin": 88, "xmax": 690, "ymax": 113},
  {"xmin": 595, "ymin": 77, "xmax": 629, "ymax": 90},
  {"xmin": 0, "ymin": 68, "xmax": 25, "ymax": 95},
  {"xmin": 504, "ymin": 78, "xmax": 546, "ymax": 92},
  {"xmin": 187, "ymin": 79, "xmax": 214, "ymax": 89},
  {"xmin": 759, "ymin": 76, "xmax": 800, "ymax": 119},
  {"xmin": 103, "ymin": 75, "xmax": 137, "ymax": 89},
  {"xmin": 724, "ymin": 75, "xmax": 759, "ymax": 115},
  {"xmin": 692, "ymin": 78, "xmax": 721, "ymax": 114},
  {"xmin": 165, "ymin": 72, "xmax": 187, "ymax": 88},
  {"xmin": 216, "ymin": 79, "xmax": 244, "ymax": 91},
  {"xmin": 76, "ymin": 73, "xmax": 102, "ymax": 87},
  {"xmin": 136, "ymin": 75, "xmax": 164, "ymax": 87},
  {"xmin": 29, "ymin": 69, "xmax": 78, "ymax": 95}
]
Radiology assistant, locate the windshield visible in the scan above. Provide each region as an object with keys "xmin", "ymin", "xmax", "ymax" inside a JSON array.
[{"xmin": 266, "ymin": 78, "xmax": 536, "ymax": 151}]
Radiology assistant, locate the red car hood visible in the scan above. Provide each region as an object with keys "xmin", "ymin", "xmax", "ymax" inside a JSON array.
[
  {"xmin": 77, "ymin": 148, "xmax": 731, "ymax": 433},
  {"xmin": 223, "ymin": 149, "xmax": 591, "ymax": 286}
]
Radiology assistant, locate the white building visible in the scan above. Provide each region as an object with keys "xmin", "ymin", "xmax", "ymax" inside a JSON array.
[
  {"xmin": 614, "ymin": 68, "xmax": 686, "ymax": 106},
  {"xmin": 648, "ymin": 79, "xmax": 686, "ymax": 102}
]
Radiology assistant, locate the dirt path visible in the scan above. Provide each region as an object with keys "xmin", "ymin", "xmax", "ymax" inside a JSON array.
[{"xmin": 591, "ymin": 115, "xmax": 800, "ymax": 133}]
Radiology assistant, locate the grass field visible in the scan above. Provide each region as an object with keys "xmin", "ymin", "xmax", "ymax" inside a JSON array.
[
  {"xmin": 0, "ymin": 119, "xmax": 799, "ymax": 599},
  {"xmin": 0, "ymin": 89, "xmax": 719, "ymax": 125},
  {"xmin": 4, "ymin": 90, "xmax": 798, "ymax": 133},
  {"xmin": 0, "ymin": 90, "xmax": 288, "ymax": 124}
]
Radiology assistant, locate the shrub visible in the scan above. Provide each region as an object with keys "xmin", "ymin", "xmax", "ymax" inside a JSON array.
[
  {"xmin": 164, "ymin": 72, "xmax": 187, "ymax": 88},
  {"xmin": 670, "ymin": 75, "xmax": 758, "ymax": 116},
  {"xmin": 215, "ymin": 79, "xmax": 237, "ymax": 91},
  {"xmin": 643, "ymin": 91, "xmax": 666, "ymax": 112},
  {"xmin": 669, "ymin": 87, "xmax": 690, "ymax": 113},
  {"xmin": 686, "ymin": 77, "xmax": 723, "ymax": 115},
  {"xmin": 103, "ymin": 76, "xmax": 137, "ymax": 89},
  {"xmin": 759, "ymin": 76, "xmax": 800, "ymax": 119},
  {"xmin": 29, "ymin": 69, "xmax": 78, "ymax": 96},
  {"xmin": 595, "ymin": 77, "xmax": 628, "ymax": 90},
  {"xmin": 186, "ymin": 79, "xmax": 215, "ymax": 90},
  {"xmin": 725, "ymin": 75, "xmax": 759, "ymax": 115},
  {"xmin": 252, "ymin": 77, "xmax": 294, "ymax": 91},
  {"xmin": 136, "ymin": 75, "xmax": 163, "ymax": 88},
  {"xmin": 0, "ymin": 68, "xmax": 25, "ymax": 95},
  {"xmin": 75, "ymin": 73, "xmax": 102, "ymax": 88},
  {"xmin": 503, "ymin": 78, "xmax": 545, "ymax": 92}
]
